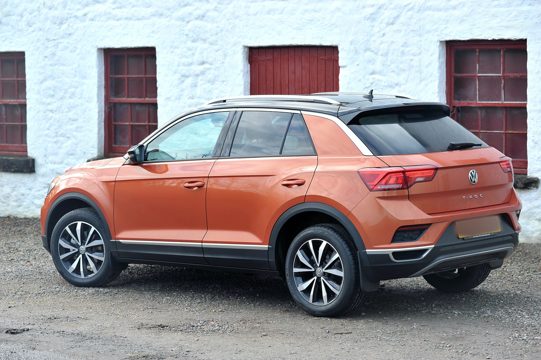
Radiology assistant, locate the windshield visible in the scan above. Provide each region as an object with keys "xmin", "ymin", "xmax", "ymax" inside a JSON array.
[{"xmin": 348, "ymin": 108, "xmax": 487, "ymax": 155}]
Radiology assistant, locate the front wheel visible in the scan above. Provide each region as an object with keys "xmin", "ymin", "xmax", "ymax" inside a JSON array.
[
  {"xmin": 284, "ymin": 225, "xmax": 364, "ymax": 317},
  {"xmin": 50, "ymin": 208, "xmax": 123, "ymax": 287},
  {"xmin": 423, "ymin": 264, "xmax": 492, "ymax": 293}
]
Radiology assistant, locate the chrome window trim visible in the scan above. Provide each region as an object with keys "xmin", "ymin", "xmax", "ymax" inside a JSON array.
[
  {"xmin": 140, "ymin": 108, "xmax": 301, "ymax": 148},
  {"xmin": 301, "ymin": 111, "xmax": 373, "ymax": 156}
]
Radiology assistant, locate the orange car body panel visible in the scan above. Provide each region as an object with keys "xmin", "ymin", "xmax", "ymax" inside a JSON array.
[
  {"xmin": 205, "ymin": 156, "xmax": 317, "ymax": 246},
  {"xmin": 113, "ymin": 159, "xmax": 215, "ymax": 243}
]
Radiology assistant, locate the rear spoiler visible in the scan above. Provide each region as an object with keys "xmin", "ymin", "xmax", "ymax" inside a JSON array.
[{"xmin": 339, "ymin": 102, "xmax": 451, "ymax": 125}]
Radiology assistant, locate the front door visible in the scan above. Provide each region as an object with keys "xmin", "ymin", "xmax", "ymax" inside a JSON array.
[{"xmin": 113, "ymin": 111, "xmax": 232, "ymax": 263}]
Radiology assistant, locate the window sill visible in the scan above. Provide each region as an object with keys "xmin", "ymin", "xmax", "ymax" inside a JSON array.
[
  {"xmin": 0, "ymin": 155, "xmax": 35, "ymax": 173},
  {"xmin": 514, "ymin": 175, "xmax": 539, "ymax": 190}
]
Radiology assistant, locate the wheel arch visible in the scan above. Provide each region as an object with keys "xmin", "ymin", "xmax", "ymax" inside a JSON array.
[
  {"xmin": 268, "ymin": 202, "xmax": 366, "ymax": 272},
  {"xmin": 45, "ymin": 192, "xmax": 112, "ymax": 251}
]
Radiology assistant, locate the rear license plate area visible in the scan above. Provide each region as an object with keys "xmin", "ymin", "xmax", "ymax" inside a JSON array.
[{"xmin": 455, "ymin": 216, "xmax": 502, "ymax": 239}]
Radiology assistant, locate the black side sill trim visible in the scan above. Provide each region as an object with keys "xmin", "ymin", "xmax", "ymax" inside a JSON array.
[{"xmin": 0, "ymin": 155, "xmax": 35, "ymax": 173}]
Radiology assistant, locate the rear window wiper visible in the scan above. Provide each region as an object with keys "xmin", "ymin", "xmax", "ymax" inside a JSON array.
[{"xmin": 447, "ymin": 142, "xmax": 482, "ymax": 151}]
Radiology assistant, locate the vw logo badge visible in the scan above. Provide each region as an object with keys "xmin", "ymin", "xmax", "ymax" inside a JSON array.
[{"xmin": 468, "ymin": 169, "xmax": 478, "ymax": 185}]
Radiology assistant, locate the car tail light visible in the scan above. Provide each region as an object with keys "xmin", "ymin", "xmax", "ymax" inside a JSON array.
[
  {"xmin": 499, "ymin": 159, "xmax": 513, "ymax": 174},
  {"xmin": 358, "ymin": 166, "xmax": 437, "ymax": 191}
]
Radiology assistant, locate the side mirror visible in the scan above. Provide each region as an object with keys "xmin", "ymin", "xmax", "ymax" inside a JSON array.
[{"xmin": 127, "ymin": 144, "xmax": 145, "ymax": 164}]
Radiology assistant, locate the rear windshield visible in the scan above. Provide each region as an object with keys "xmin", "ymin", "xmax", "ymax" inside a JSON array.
[{"xmin": 347, "ymin": 108, "xmax": 487, "ymax": 155}]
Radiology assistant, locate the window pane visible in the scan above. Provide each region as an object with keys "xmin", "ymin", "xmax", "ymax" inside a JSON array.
[
  {"xmin": 132, "ymin": 104, "xmax": 149, "ymax": 124},
  {"xmin": 127, "ymin": 55, "xmax": 144, "ymax": 75},
  {"xmin": 230, "ymin": 111, "xmax": 292, "ymax": 157},
  {"xmin": 478, "ymin": 76, "xmax": 502, "ymax": 101},
  {"xmin": 146, "ymin": 112, "xmax": 229, "ymax": 161},
  {"xmin": 131, "ymin": 125, "xmax": 149, "ymax": 144},
  {"xmin": 18, "ymin": 80, "xmax": 25, "ymax": 99},
  {"xmin": 348, "ymin": 108, "xmax": 486, "ymax": 155},
  {"xmin": 454, "ymin": 77, "xmax": 477, "ymax": 101},
  {"xmin": 1, "ymin": 80, "xmax": 17, "ymax": 99},
  {"xmin": 506, "ymin": 108, "xmax": 527, "ymax": 132},
  {"xmin": 479, "ymin": 50, "xmax": 501, "ymax": 74},
  {"xmin": 114, "ymin": 125, "xmax": 129, "ymax": 146},
  {"xmin": 110, "ymin": 78, "xmax": 126, "ymax": 98},
  {"xmin": 146, "ymin": 55, "xmax": 156, "ymax": 75},
  {"xmin": 506, "ymin": 133, "xmax": 527, "ymax": 159},
  {"xmin": 504, "ymin": 49, "xmax": 527, "ymax": 74},
  {"xmin": 504, "ymin": 77, "xmax": 527, "ymax": 102},
  {"xmin": 480, "ymin": 107, "xmax": 504, "ymax": 131},
  {"xmin": 1, "ymin": 59, "xmax": 16, "ymax": 78},
  {"xmin": 5, "ymin": 104, "xmax": 23, "ymax": 123},
  {"xmin": 146, "ymin": 78, "xmax": 157, "ymax": 98},
  {"xmin": 0, "ymin": 125, "xmax": 4, "ymax": 143},
  {"xmin": 110, "ymin": 55, "xmax": 125, "ymax": 75},
  {"xmin": 148, "ymin": 104, "xmax": 157, "ymax": 124},
  {"xmin": 16, "ymin": 59, "xmax": 25, "ymax": 77},
  {"xmin": 479, "ymin": 132, "xmax": 504, "ymax": 152},
  {"xmin": 112, "ymin": 103, "xmax": 129, "ymax": 123},
  {"xmin": 127, "ymin": 78, "xmax": 144, "ymax": 98},
  {"xmin": 281, "ymin": 114, "xmax": 315, "ymax": 156},
  {"xmin": 454, "ymin": 50, "xmax": 476, "ymax": 74},
  {"xmin": 457, "ymin": 107, "xmax": 479, "ymax": 130},
  {"xmin": 6, "ymin": 124, "xmax": 22, "ymax": 144}
]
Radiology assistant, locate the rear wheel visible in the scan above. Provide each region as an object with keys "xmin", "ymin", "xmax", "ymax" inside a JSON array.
[
  {"xmin": 50, "ymin": 208, "xmax": 123, "ymax": 287},
  {"xmin": 284, "ymin": 225, "xmax": 363, "ymax": 317},
  {"xmin": 423, "ymin": 264, "xmax": 491, "ymax": 293}
]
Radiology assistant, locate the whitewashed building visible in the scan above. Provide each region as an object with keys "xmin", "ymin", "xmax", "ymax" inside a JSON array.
[{"xmin": 0, "ymin": 0, "xmax": 540, "ymax": 242}]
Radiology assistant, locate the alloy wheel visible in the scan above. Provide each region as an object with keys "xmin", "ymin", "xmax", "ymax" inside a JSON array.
[
  {"xmin": 292, "ymin": 239, "xmax": 344, "ymax": 305},
  {"xmin": 57, "ymin": 221, "xmax": 105, "ymax": 279}
]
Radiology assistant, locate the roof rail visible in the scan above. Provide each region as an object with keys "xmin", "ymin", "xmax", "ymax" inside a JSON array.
[
  {"xmin": 313, "ymin": 92, "xmax": 412, "ymax": 100},
  {"xmin": 206, "ymin": 95, "xmax": 341, "ymax": 106}
]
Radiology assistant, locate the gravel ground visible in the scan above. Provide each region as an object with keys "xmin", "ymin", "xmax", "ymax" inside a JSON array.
[{"xmin": 0, "ymin": 217, "xmax": 540, "ymax": 360}]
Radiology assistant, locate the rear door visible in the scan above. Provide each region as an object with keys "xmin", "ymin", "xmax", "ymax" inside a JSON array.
[
  {"xmin": 204, "ymin": 110, "xmax": 317, "ymax": 269},
  {"xmin": 348, "ymin": 106, "xmax": 514, "ymax": 214}
]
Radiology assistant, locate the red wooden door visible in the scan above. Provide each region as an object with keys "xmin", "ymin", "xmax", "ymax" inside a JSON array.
[
  {"xmin": 104, "ymin": 48, "xmax": 158, "ymax": 157},
  {"xmin": 249, "ymin": 46, "xmax": 339, "ymax": 95}
]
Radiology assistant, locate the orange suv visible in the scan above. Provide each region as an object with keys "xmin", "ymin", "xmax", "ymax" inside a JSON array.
[{"xmin": 41, "ymin": 93, "xmax": 521, "ymax": 316}]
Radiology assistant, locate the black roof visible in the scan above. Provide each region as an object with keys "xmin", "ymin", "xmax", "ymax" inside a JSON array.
[{"xmin": 196, "ymin": 93, "xmax": 450, "ymax": 124}]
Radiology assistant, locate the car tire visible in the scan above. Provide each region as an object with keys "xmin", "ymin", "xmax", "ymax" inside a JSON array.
[
  {"xmin": 284, "ymin": 224, "xmax": 363, "ymax": 317},
  {"xmin": 50, "ymin": 208, "xmax": 123, "ymax": 287},
  {"xmin": 423, "ymin": 264, "xmax": 492, "ymax": 293}
]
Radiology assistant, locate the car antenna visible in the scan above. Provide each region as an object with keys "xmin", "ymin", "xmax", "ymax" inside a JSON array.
[{"xmin": 364, "ymin": 89, "xmax": 374, "ymax": 102}]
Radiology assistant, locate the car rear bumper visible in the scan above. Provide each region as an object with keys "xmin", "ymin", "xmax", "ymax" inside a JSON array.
[{"xmin": 361, "ymin": 216, "xmax": 518, "ymax": 281}]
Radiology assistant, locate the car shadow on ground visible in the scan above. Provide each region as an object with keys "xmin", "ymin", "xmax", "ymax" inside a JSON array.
[{"xmin": 107, "ymin": 264, "xmax": 530, "ymax": 319}]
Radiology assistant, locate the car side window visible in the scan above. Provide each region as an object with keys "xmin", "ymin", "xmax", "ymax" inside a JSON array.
[
  {"xmin": 229, "ymin": 111, "xmax": 291, "ymax": 157},
  {"xmin": 281, "ymin": 114, "xmax": 316, "ymax": 156},
  {"xmin": 145, "ymin": 112, "xmax": 229, "ymax": 162}
]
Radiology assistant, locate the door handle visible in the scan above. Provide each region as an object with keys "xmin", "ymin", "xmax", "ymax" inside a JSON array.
[
  {"xmin": 183, "ymin": 181, "xmax": 205, "ymax": 190},
  {"xmin": 281, "ymin": 179, "xmax": 306, "ymax": 188}
]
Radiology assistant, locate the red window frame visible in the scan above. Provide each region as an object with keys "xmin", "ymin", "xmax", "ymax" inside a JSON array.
[
  {"xmin": 104, "ymin": 48, "xmax": 157, "ymax": 157},
  {"xmin": 249, "ymin": 46, "xmax": 339, "ymax": 95},
  {"xmin": 446, "ymin": 40, "xmax": 527, "ymax": 174},
  {"xmin": 0, "ymin": 52, "xmax": 26, "ymax": 155}
]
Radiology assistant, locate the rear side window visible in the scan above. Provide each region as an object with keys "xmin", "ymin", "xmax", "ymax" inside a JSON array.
[
  {"xmin": 229, "ymin": 111, "xmax": 315, "ymax": 157},
  {"xmin": 348, "ymin": 108, "xmax": 487, "ymax": 155}
]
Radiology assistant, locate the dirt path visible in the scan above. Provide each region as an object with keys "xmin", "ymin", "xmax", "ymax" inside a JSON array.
[{"xmin": 1, "ymin": 217, "xmax": 540, "ymax": 359}]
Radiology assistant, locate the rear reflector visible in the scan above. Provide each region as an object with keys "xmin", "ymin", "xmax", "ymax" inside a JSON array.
[
  {"xmin": 359, "ymin": 166, "xmax": 437, "ymax": 191},
  {"xmin": 499, "ymin": 159, "xmax": 513, "ymax": 173},
  {"xmin": 392, "ymin": 225, "xmax": 429, "ymax": 243}
]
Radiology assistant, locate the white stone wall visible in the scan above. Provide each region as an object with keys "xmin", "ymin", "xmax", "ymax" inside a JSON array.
[{"xmin": 0, "ymin": 0, "xmax": 540, "ymax": 242}]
